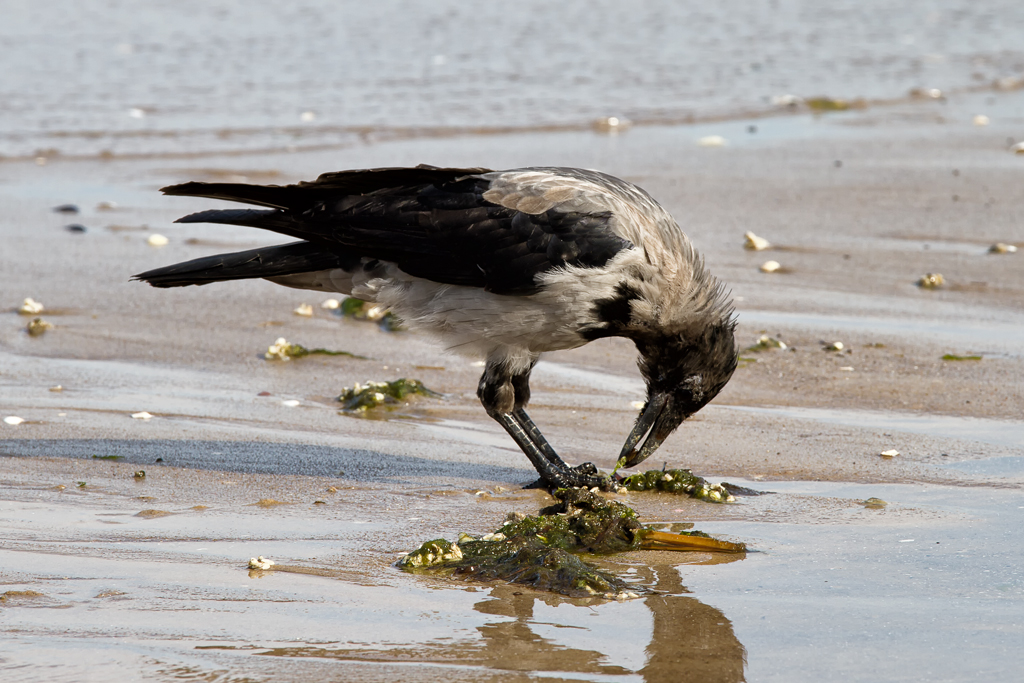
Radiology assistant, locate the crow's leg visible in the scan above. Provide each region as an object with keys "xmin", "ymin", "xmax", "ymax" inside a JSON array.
[{"xmin": 479, "ymin": 360, "xmax": 610, "ymax": 489}]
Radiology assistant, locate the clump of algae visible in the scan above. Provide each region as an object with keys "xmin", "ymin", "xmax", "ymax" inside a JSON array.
[
  {"xmin": 339, "ymin": 297, "xmax": 403, "ymax": 331},
  {"xmin": 398, "ymin": 488, "xmax": 745, "ymax": 598},
  {"xmin": 338, "ymin": 379, "xmax": 440, "ymax": 412},
  {"xmin": 264, "ymin": 337, "xmax": 366, "ymax": 361},
  {"xmin": 619, "ymin": 469, "xmax": 736, "ymax": 503}
]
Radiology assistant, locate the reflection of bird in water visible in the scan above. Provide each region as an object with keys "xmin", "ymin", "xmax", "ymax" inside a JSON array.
[
  {"xmin": 467, "ymin": 565, "xmax": 745, "ymax": 681},
  {"xmin": 640, "ymin": 564, "xmax": 746, "ymax": 682},
  {"xmin": 135, "ymin": 165, "xmax": 737, "ymax": 489}
]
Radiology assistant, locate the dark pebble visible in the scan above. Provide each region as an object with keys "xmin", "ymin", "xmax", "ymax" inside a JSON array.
[
  {"xmin": 53, "ymin": 204, "xmax": 80, "ymax": 214},
  {"xmin": 65, "ymin": 224, "xmax": 87, "ymax": 233}
]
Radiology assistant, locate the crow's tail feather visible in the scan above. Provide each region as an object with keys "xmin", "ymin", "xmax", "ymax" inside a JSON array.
[{"xmin": 132, "ymin": 241, "xmax": 357, "ymax": 288}]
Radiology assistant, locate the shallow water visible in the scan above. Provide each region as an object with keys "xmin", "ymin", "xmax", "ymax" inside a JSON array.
[{"xmin": 4, "ymin": 0, "xmax": 1024, "ymax": 157}]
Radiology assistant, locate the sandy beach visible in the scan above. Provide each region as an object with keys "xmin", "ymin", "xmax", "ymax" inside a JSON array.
[{"xmin": 3, "ymin": 3, "xmax": 1024, "ymax": 678}]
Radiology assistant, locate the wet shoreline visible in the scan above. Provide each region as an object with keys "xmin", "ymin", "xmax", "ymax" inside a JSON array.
[{"xmin": 2, "ymin": 91, "xmax": 1024, "ymax": 680}]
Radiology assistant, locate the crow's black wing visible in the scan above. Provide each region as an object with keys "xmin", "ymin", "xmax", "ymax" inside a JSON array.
[{"xmin": 162, "ymin": 166, "xmax": 633, "ymax": 295}]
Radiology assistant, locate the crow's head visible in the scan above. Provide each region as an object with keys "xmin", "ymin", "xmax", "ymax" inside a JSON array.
[{"xmin": 619, "ymin": 317, "xmax": 738, "ymax": 469}]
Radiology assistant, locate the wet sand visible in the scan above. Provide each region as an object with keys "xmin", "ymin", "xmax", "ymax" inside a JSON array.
[{"xmin": 2, "ymin": 92, "xmax": 1024, "ymax": 681}]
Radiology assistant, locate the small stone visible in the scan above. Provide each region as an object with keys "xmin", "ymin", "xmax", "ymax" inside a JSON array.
[
  {"xmin": 592, "ymin": 116, "xmax": 632, "ymax": 133},
  {"xmin": 65, "ymin": 224, "xmax": 88, "ymax": 233},
  {"xmin": 26, "ymin": 318, "xmax": 54, "ymax": 337},
  {"xmin": 53, "ymin": 204, "xmax": 79, "ymax": 214}
]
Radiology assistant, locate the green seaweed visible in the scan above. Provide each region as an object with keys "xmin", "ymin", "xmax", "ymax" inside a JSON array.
[
  {"xmin": 618, "ymin": 468, "xmax": 735, "ymax": 503},
  {"xmin": 92, "ymin": 455, "xmax": 123, "ymax": 461},
  {"xmin": 398, "ymin": 488, "xmax": 745, "ymax": 598},
  {"xmin": 265, "ymin": 337, "xmax": 367, "ymax": 361},
  {"xmin": 941, "ymin": 354, "xmax": 982, "ymax": 361},
  {"xmin": 338, "ymin": 378, "xmax": 440, "ymax": 412},
  {"xmin": 340, "ymin": 297, "xmax": 403, "ymax": 332},
  {"xmin": 744, "ymin": 334, "xmax": 787, "ymax": 353}
]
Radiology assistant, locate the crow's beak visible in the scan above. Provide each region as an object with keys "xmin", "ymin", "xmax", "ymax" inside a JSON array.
[{"xmin": 618, "ymin": 392, "xmax": 675, "ymax": 469}]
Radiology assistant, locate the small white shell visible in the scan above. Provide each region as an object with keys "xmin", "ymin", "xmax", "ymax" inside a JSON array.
[
  {"xmin": 972, "ymin": 114, "xmax": 990, "ymax": 126},
  {"xmin": 247, "ymin": 556, "xmax": 275, "ymax": 570},
  {"xmin": 698, "ymin": 135, "xmax": 728, "ymax": 147},
  {"xmin": 18, "ymin": 297, "xmax": 44, "ymax": 315},
  {"xmin": 146, "ymin": 234, "xmax": 169, "ymax": 247},
  {"xmin": 131, "ymin": 411, "xmax": 154, "ymax": 420},
  {"xmin": 760, "ymin": 260, "xmax": 781, "ymax": 273},
  {"xmin": 293, "ymin": 303, "xmax": 313, "ymax": 317},
  {"xmin": 4, "ymin": 416, "xmax": 26, "ymax": 425},
  {"xmin": 320, "ymin": 298, "xmax": 341, "ymax": 309},
  {"xmin": 744, "ymin": 231, "xmax": 771, "ymax": 251},
  {"xmin": 880, "ymin": 449, "xmax": 900, "ymax": 458}
]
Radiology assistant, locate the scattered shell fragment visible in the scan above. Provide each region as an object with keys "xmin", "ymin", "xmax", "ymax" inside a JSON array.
[
  {"xmin": 760, "ymin": 260, "xmax": 781, "ymax": 273},
  {"xmin": 744, "ymin": 231, "xmax": 771, "ymax": 251},
  {"xmin": 131, "ymin": 411, "xmax": 154, "ymax": 420},
  {"xmin": 248, "ymin": 556, "xmax": 276, "ymax": 570},
  {"xmin": 861, "ymin": 497, "xmax": 888, "ymax": 509},
  {"xmin": 96, "ymin": 201, "xmax": 118, "ymax": 211},
  {"xmin": 146, "ymin": 233, "xmax": 169, "ymax": 247},
  {"xmin": 747, "ymin": 335, "xmax": 787, "ymax": 352},
  {"xmin": 771, "ymin": 94, "xmax": 802, "ymax": 107},
  {"xmin": 293, "ymin": 303, "xmax": 313, "ymax": 317},
  {"xmin": 630, "ymin": 400, "xmax": 646, "ymax": 409},
  {"xmin": 26, "ymin": 318, "xmax": 54, "ymax": 337},
  {"xmin": 129, "ymin": 107, "xmax": 146, "ymax": 118},
  {"xmin": 265, "ymin": 337, "xmax": 295, "ymax": 361},
  {"xmin": 879, "ymin": 449, "xmax": 900, "ymax": 458},
  {"xmin": 281, "ymin": 399, "xmax": 301, "ymax": 407},
  {"xmin": 320, "ymin": 298, "xmax": 341, "ymax": 310},
  {"xmin": 989, "ymin": 243, "xmax": 1017, "ymax": 254},
  {"xmin": 917, "ymin": 273, "xmax": 944, "ymax": 289},
  {"xmin": 18, "ymin": 297, "xmax": 44, "ymax": 315},
  {"xmin": 972, "ymin": 114, "xmax": 990, "ymax": 126},
  {"xmin": 49, "ymin": 385, "xmax": 63, "ymax": 392},
  {"xmin": 1010, "ymin": 141, "xmax": 1024, "ymax": 154},
  {"xmin": 3, "ymin": 416, "xmax": 25, "ymax": 426},
  {"xmin": 822, "ymin": 341, "xmax": 844, "ymax": 352},
  {"xmin": 300, "ymin": 111, "xmax": 317, "ymax": 122},
  {"xmin": 697, "ymin": 135, "xmax": 728, "ymax": 147},
  {"xmin": 134, "ymin": 470, "xmax": 146, "ymax": 479}
]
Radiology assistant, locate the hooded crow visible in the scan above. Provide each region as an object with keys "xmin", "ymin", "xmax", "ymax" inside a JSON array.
[{"xmin": 134, "ymin": 165, "xmax": 738, "ymax": 490}]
